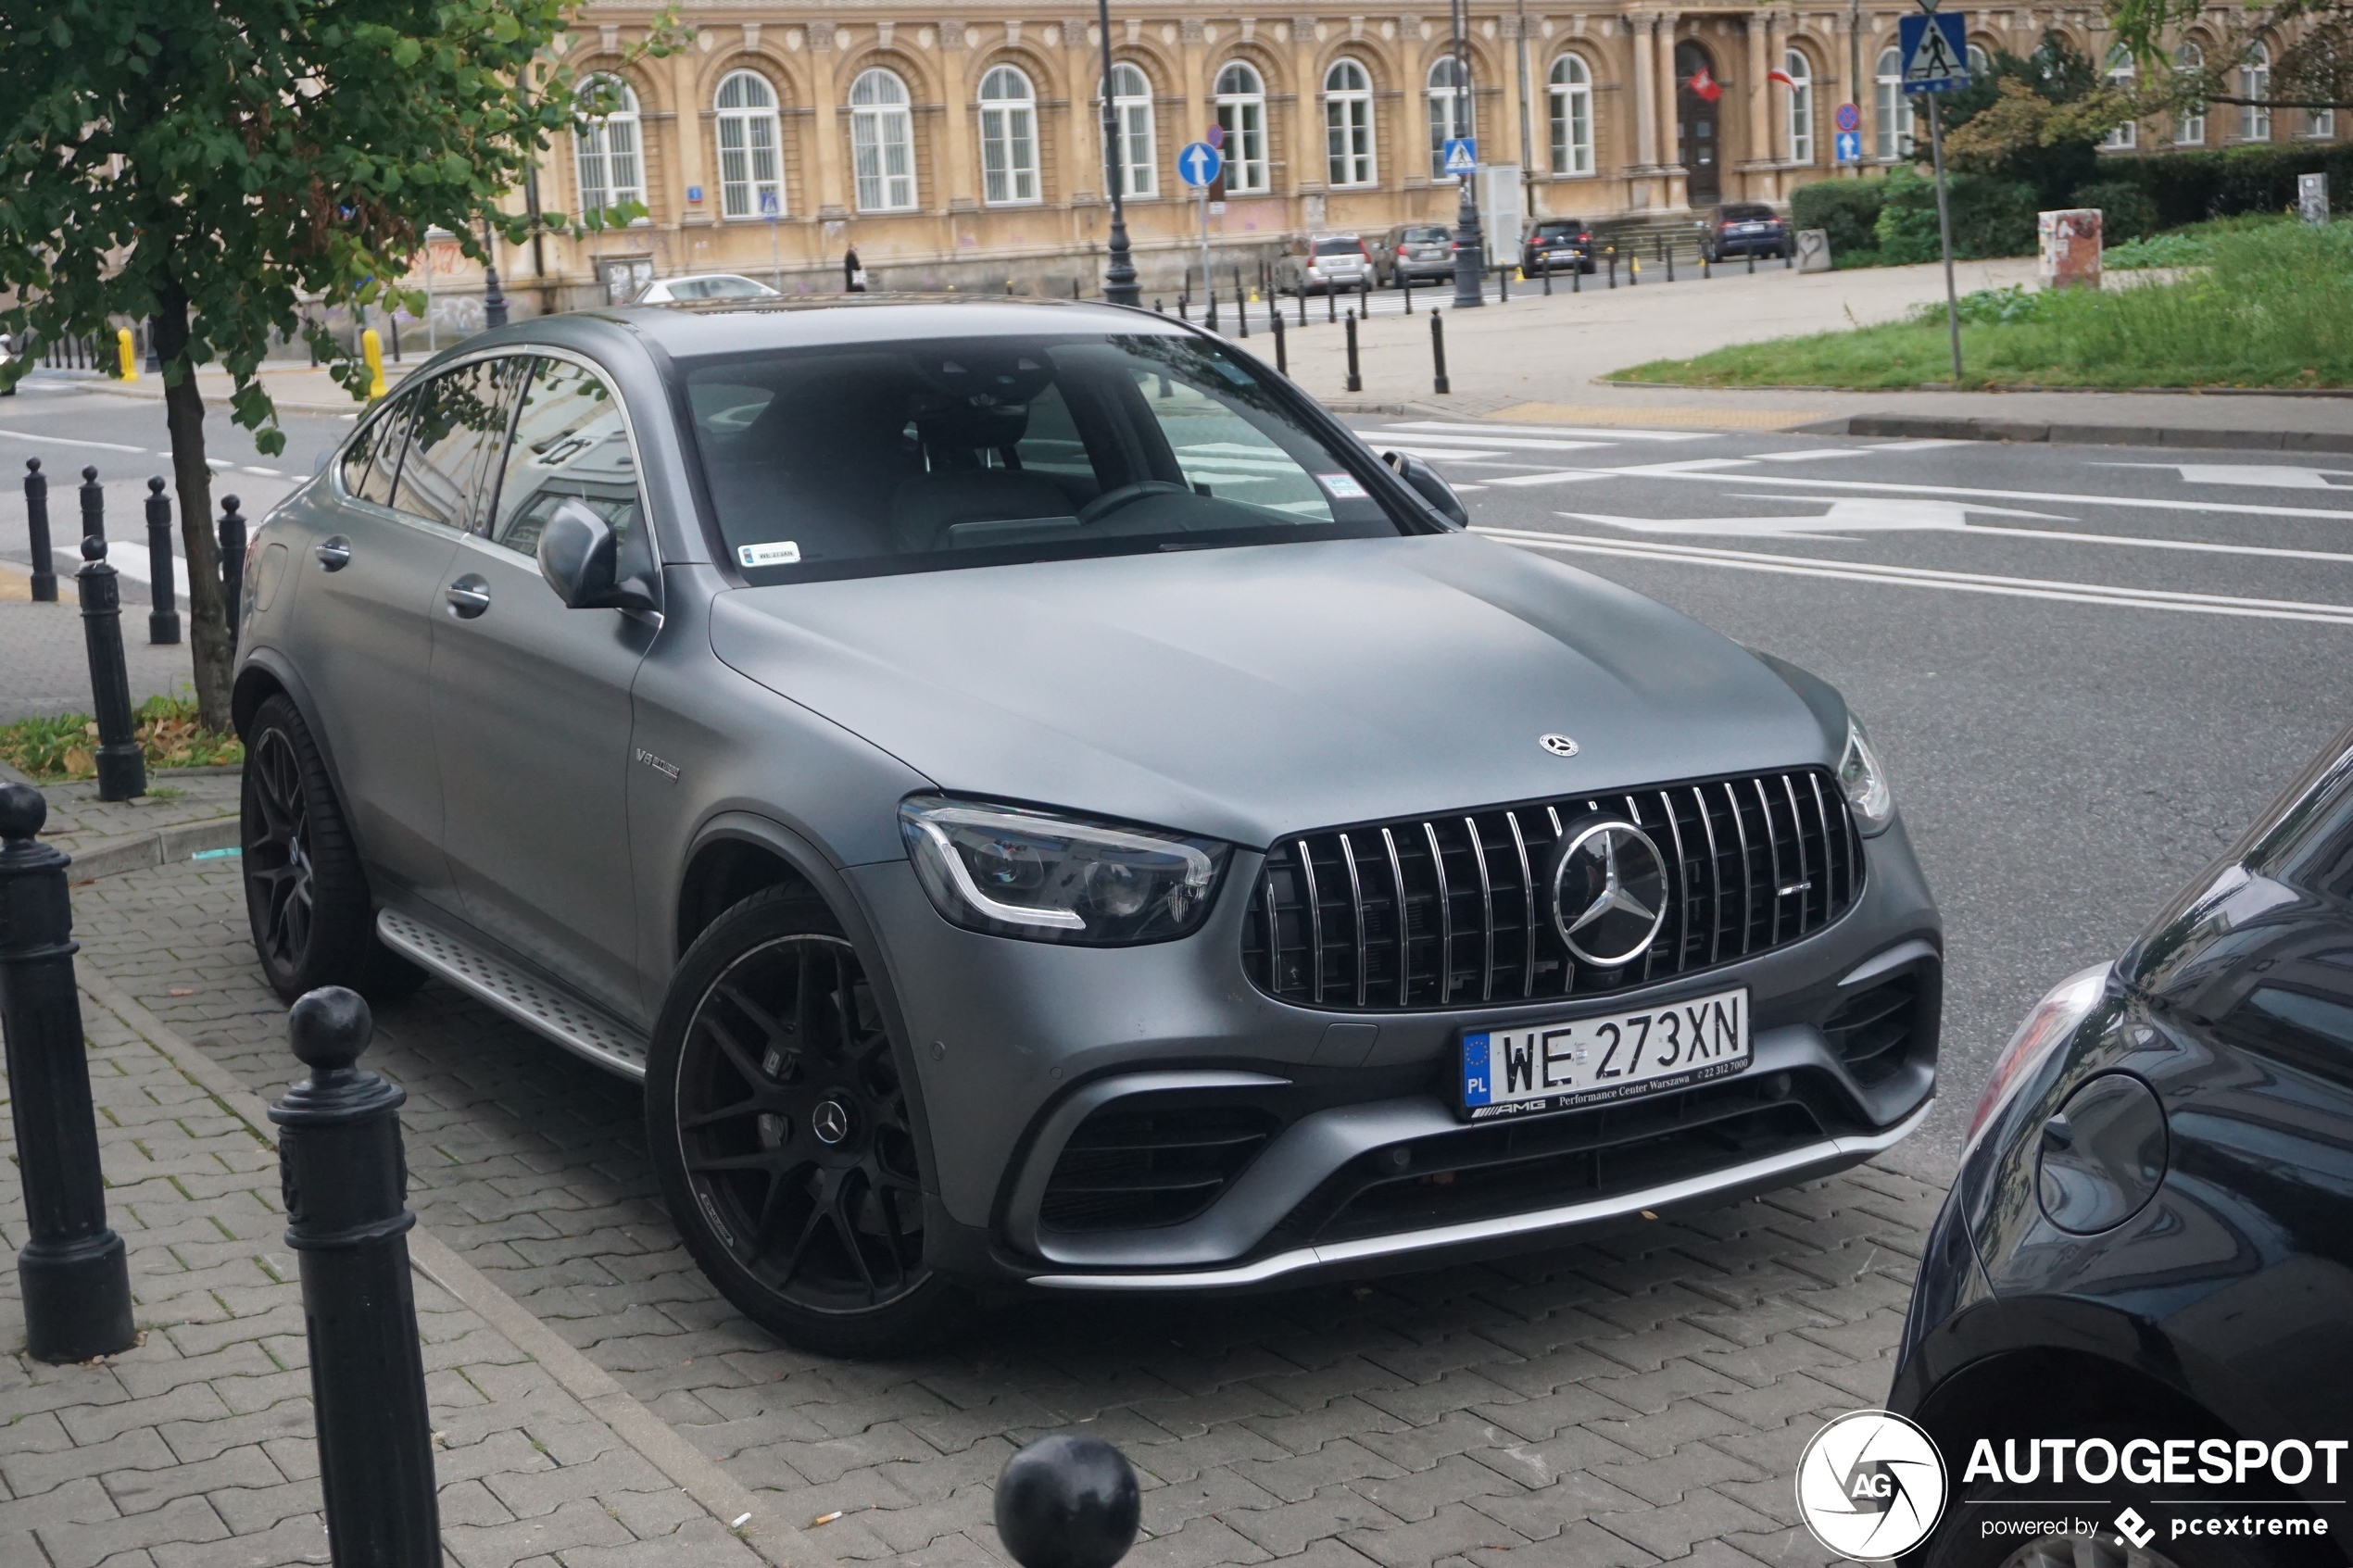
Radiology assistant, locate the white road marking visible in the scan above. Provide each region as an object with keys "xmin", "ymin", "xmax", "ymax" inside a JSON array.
[
  {"xmin": 2099, "ymin": 462, "xmax": 2353, "ymax": 490},
  {"xmin": 1492, "ymin": 458, "xmax": 1755, "ymax": 484},
  {"xmin": 1755, "ymin": 448, "xmax": 1868, "ymax": 462},
  {"xmin": 1365, "ymin": 432, "xmax": 1612, "ymax": 453},
  {"xmin": 1379, "ymin": 420, "xmax": 1707, "ymax": 443},
  {"xmin": 1474, "ymin": 528, "xmax": 2353, "ymax": 625},
  {"xmin": 242, "ymin": 465, "xmax": 283, "ymax": 477},
  {"xmin": 1561, "ymin": 498, "xmax": 2070, "ymax": 538},
  {"xmin": 1372, "ymin": 444, "xmax": 1514, "ymax": 462},
  {"xmin": 1869, "ymin": 437, "xmax": 1966, "ymax": 450},
  {"xmin": 0, "ymin": 428, "xmax": 147, "ymax": 454}
]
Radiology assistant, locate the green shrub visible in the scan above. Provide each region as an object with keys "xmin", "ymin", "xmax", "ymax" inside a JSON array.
[
  {"xmin": 2092, "ymin": 144, "xmax": 2353, "ymax": 226},
  {"xmin": 1869, "ymin": 167, "xmax": 2039, "ymax": 262},
  {"xmin": 2070, "ymin": 180, "xmax": 2158, "ymax": 242},
  {"xmin": 1791, "ymin": 178, "xmax": 1888, "ymax": 257}
]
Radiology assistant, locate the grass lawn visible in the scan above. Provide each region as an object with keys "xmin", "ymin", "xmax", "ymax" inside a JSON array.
[
  {"xmin": 1614, "ymin": 219, "xmax": 2353, "ymax": 390},
  {"xmin": 0, "ymin": 693, "xmax": 241, "ymax": 783}
]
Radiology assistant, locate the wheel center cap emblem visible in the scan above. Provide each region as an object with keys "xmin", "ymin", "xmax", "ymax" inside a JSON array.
[
  {"xmin": 1548, "ymin": 818, "xmax": 1671, "ymax": 969},
  {"xmin": 1539, "ymin": 734, "xmax": 1580, "ymax": 758},
  {"xmin": 812, "ymin": 1099, "xmax": 851, "ymax": 1146}
]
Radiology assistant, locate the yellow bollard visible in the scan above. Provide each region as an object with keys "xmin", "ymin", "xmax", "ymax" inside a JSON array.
[
  {"xmin": 116, "ymin": 328, "xmax": 136, "ymax": 381},
  {"xmin": 360, "ymin": 328, "xmax": 387, "ymax": 400}
]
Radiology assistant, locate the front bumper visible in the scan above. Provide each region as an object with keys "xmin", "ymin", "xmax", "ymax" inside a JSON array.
[{"xmin": 849, "ymin": 814, "xmax": 1940, "ymax": 1290}]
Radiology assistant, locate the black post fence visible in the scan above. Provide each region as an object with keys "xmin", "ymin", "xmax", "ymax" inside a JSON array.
[
  {"xmin": 1207, "ymin": 286, "xmax": 1219, "ymax": 332},
  {"xmin": 1430, "ymin": 309, "xmax": 1450, "ymax": 395},
  {"xmin": 79, "ymin": 462, "xmax": 103, "ymax": 544},
  {"xmin": 1498, "ymin": 263, "xmax": 1509, "ymax": 302},
  {"xmin": 219, "ymin": 495, "xmax": 247, "ymax": 654},
  {"xmin": 1271, "ymin": 309, "xmax": 1287, "ymax": 376},
  {"xmin": 1327, "ymin": 283, "xmax": 1337, "ymax": 324},
  {"xmin": 23, "ymin": 458, "xmax": 57, "ymax": 603},
  {"xmin": 0, "ymin": 784, "xmax": 138, "ymax": 1364},
  {"xmin": 270, "ymin": 988, "xmax": 442, "ymax": 1568},
  {"xmin": 77, "ymin": 522, "xmax": 146, "ymax": 804},
  {"xmin": 145, "ymin": 476, "xmax": 179, "ymax": 646},
  {"xmin": 1344, "ymin": 311, "xmax": 1361, "ymax": 394},
  {"xmin": 1233, "ymin": 265, "xmax": 1248, "ymax": 338},
  {"xmin": 1541, "ymin": 255, "xmax": 1553, "ymax": 295}
]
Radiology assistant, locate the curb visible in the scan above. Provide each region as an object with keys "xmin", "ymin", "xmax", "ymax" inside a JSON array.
[
  {"xmin": 1799, "ymin": 412, "xmax": 2353, "ymax": 453},
  {"xmin": 65, "ymin": 813, "xmax": 242, "ymax": 882}
]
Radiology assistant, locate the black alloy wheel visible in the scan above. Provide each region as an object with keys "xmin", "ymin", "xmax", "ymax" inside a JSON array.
[
  {"xmin": 650, "ymin": 887, "xmax": 964, "ymax": 1356},
  {"xmin": 244, "ymin": 724, "xmax": 316, "ymax": 978}
]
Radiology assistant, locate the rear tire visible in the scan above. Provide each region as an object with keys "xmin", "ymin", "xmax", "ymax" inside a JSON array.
[{"xmin": 239, "ymin": 694, "xmax": 424, "ymax": 1005}]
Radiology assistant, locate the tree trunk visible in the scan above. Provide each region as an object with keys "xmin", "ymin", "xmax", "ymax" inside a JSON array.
[{"xmin": 151, "ymin": 287, "xmax": 233, "ymax": 733}]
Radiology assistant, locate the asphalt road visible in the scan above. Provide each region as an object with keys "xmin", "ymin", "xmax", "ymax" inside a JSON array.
[{"xmin": 1347, "ymin": 413, "xmax": 2353, "ymax": 1183}]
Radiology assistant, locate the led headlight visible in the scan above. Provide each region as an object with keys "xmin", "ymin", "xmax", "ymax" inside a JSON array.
[
  {"xmin": 900, "ymin": 797, "xmax": 1232, "ymax": 946},
  {"xmin": 1837, "ymin": 713, "xmax": 1895, "ymax": 835}
]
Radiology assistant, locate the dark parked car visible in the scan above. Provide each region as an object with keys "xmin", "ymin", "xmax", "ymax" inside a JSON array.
[
  {"xmin": 1379, "ymin": 221, "xmax": 1457, "ymax": 288},
  {"xmin": 1892, "ymin": 721, "xmax": 2353, "ymax": 1567},
  {"xmin": 1522, "ymin": 219, "xmax": 1597, "ymax": 276},
  {"xmin": 1698, "ymin": 203, "xmax": 1789, "ymax": 262},
  {"xmin": 232, "ymin": 295, "xmax": 1942, "ymax": 1357}
]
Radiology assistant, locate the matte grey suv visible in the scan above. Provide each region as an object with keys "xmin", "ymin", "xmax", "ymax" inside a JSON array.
[{"xmin": 232, "ymin": 298, "xmax": 1942, "ymax": 1354}]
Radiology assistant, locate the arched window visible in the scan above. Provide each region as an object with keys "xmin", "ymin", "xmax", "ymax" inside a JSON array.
[
  {"xmin": 1874, "ymin": 46, "xmax": 1915, "ymax": 158},
  {"xmin": 2242, "ymin": 42, "xmax": 2271, "ymax": 141},
  {"xmin": 2103, "ymin": 45, "xmax": 2137, "ymax": 147},
  {"xmin": 1548, "ymin": 54, "xmax": 1593, "ymax": 174},
  {"xmin": 1783, "ymin": 49, "xmax": 1814, "ymax": 163},
  {"xmin": 2175, "ymin": 42, "xmax": 2207, "ymax": 144},
  {"xmin": 574, "ymin": 74, "xmax": 645, "ymax": 217},
  {"xmin": 1325, "ymin": 59, "xmax": 1376, "ymax": 185},
  {"xmin": 1428, "ymin": 56, "xmax": 1473, "ymax": 179},
  {"xmin": 714, "ymin": 71, "xmax": 784, "ymax": 219},
  {"xmin": 849, "ymin": 68, "xmax": 917, "ymax": 211},
  {"xmin": 1215, "ymin": 63, "xmax": 1269, "ymax": 191},
  {"xmin": 1105, "ymin": 62, "xmax": 1157, "ymax": 197},
  {"xmin": 979, "ymin": 64, "xmax": 1040, "ymax": 204}
]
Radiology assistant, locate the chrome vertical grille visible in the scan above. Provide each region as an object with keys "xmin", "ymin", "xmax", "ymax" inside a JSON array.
[{"xmin": 1239, "ymin": 768, "xmax": 1863, "ymax": 1012}]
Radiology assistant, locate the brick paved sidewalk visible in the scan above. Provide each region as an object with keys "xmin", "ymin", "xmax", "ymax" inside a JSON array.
[
  {"xmin": 33, "ymin": 855, "xmax": 1951, "ymax": 1568},
  {"xmin": 0, "ymin": 599, "xmax": 203, "ymax": 727},
  {"xmin": 30, "ymin": 774, "xmax": 240, "ymax": 858}
]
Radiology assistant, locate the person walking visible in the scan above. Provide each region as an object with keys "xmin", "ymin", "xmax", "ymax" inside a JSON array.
[{"xmin": 844, "ymin": 247, "xmax": 868, "ymax": 294}]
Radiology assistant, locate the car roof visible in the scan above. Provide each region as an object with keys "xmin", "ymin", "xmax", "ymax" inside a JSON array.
[{"xmin": 453, "ymin": 296, "xmax": 1194, "ymax": 364}]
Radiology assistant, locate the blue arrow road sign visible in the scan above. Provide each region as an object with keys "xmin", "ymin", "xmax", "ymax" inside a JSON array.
[
  {"xmin": 1834, "ymin": 129, "xmax": 1863, "ymax": 163},
  {"xmin": 1441, "ymin": 137, "xmax": 1478, "ymax": 176},
  {"xmin": 1177, "ymin": 141, "xmax": 1223, "ymax": 188},
  {"xmin": 1898, "ymin": 12, "xmax": 1970, "ymax": 93}
]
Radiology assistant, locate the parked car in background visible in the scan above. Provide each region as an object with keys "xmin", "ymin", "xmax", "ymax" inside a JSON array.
[
  {"xmin": 1892, "ymin": 721, "xmax": 2353, "ymax": 1567},
  {"xmin": 1521, "ymin": 219, "xmax": 1597, "ymax": 276},
  {"xmin": 1696, "ymin": 205, "xmax": 1789, "ymax": 262},
  {"xmin": 1379, "ymin": 223, "xmax": 1457, "ymax": 289},
  {"xmin": 1278, "ymin": 233, "xmax": 1374, "ymax": 295},
  {"xmin": 635, "ymin": 273, "xmax": 783, "ymax": 304}
]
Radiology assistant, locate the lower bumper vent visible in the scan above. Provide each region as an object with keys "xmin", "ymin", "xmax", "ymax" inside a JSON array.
[
  {"xmin": 1824, "ymin": 974, "xmax": 1922, "ymax": 1085},
  {"xmin": 1040, "ymin": 1102, "xmax": 1279, "ymax": 1233}
]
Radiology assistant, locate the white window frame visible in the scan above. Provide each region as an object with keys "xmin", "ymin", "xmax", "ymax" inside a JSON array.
[
  {"xmin": 1874, "ymin": 46, "xmax": 1915, "ymax": 159},
  {"xmin": 1428, "ymin": 56, "xmax": 1474, "ymax": 179},
  {"xmin": 714, "ymin": 70, "xmax": 784, "ymax": 220},
  {"xmin": 2176, "ymin": 42, "xmax": 2207, "ymax": 144},
  {"xmin": 2104, "ymin": 45, "xmax": 2137, "ymax": 148},
  {"xmin": 849, "ymin": 68, "xmax": 918, "ymax": 212},
  {"xmin": 574, "ymin": 74, "xmax": 646, "ymax": 218},
  {"xmin": 978, "ymin": 64, "xmax": 1041, "ymax": 205},
  {"xmin": 1549, "ymin": 54, "xmax": 1593, "ymax": 174},
  {"xmin": 1325, "ymin": 58, "xmax": 1377, "ymax": 186},
  {"xmin": 1783, "ymin": 49, "xmax": 1814, "ymax": 164},
  {"xmin": 1214, "ymin": 63, "xmax": 1270, "ymax": 192},
  {"xmin": 1105, "ymin": 62, "xmax": 1157, "ymax": 197},
  {"xmin": 2242, "ymin": 43, "xmax": 2271, "ymax": 141}
]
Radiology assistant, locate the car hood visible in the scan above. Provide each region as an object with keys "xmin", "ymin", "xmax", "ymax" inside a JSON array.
[{"xmin": 709, "ymin": 533, "xmax": 1837, "ymax": 849}]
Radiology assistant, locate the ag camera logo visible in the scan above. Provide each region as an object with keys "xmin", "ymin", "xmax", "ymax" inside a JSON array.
[{"xmin": 1796, "ymin": 1410, "xmax": 1949, "ymax": 1561}]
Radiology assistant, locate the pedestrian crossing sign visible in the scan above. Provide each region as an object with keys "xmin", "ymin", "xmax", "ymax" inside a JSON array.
[
  {"xmin": 1898, "ymin": 12, "xmax": 1969, "ymax": 93},
  {"xmin": 1442, "ymin": 137, "xmax": 1478, "ymax": 175}
]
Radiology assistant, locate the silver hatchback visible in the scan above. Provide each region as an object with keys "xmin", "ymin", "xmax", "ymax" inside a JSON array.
[{"xmin": 231, "ymin": 298, "xmax": 1941, "ymax": 1355}]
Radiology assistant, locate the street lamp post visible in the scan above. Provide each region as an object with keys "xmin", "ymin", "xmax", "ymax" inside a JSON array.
[
  {"xmin": 1449, "ymin": 0, "xmax": 1486, "ymax": 308},
  {"xmin": 1098, "ymin": 0, "xmax": 1140, "ymax": 305},
  {"xmin": 481, "ymin": 215, "xmax": 509, "ymax": 330}
]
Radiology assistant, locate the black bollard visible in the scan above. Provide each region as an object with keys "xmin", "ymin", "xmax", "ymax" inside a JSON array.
[
  {"xmin": 1344, "ymin": 312, "xmax": 1361, "ymax": 393},
  {"xmin": 1154, "ymin": 298, "xmax": 1164, "ymax": 314},
  {"xmin": 1267, "ymin": 288, "xmax": 1279, "ymax": 336},
  {"xmin": 1327, "ymin": 283, "xmax": 1336, "ymax": 325},
  {"xmin": 1431, "ymin": 309, "xmax": 1450, "ymax": 395},
  {"xmin": 271, "ymin": 989, "xmax": 441, "ymax": 1568},
  {"xmin": 79, "ymin": 462, "xmax": 103, "ymax": 545},
  {"xmin": 1359, "ymin": 273, "xmax": 1370, "ymax": 320},
  {"xmin": 77, "ymin": 533, "xmax": 145, "ymax": 802},
  {"xmin": 1298, "ymin": 285, "xmax": 1307, "ymax": 328},
  {"xmin": 0, "ymin": 784, "xmax": 138, "ymax": 1364},
  {"xmin": 1666, "ymin": 241, "xmax": 1675, "ymax": 282},
  {"xmin": 1404, "ymin": 273, "xmax": 1415, "ymax": 314},
  {"xmin": 1176, "ymin": 292, "xmax": 1189, "ymax": 321},
  {"xmin": 23, "ymin": 458, "xmax": 57, "ymax": 602},
  {"xmin": 144, "ymin": 477, "xmax": 179, "ymax": 646},
  {"xmin": 1786, "ymin": 244, "xmax": 1793, "ymax": 270},
  {"xmin": 1235, "ymin": 274, "xmax": 1249, "ymax": 338},
  {"xmin": 1541, "ymin": 255, "xmax": 1553, "ymax": 295},
  {"xmin": 219, "ymin": 495, "xmax": 246, "ymax": 651},
  {"xmin": 1702, "ymin": 249, "xmax": 1711, "ymax": 280},
  {"xmin": 1271, "ymin": 309, "xmax": 1287, "ymax": 376},
  {"xmin": 1573, "ymin": 259, "xmax": 1581, "ymax": 294},
  {"xmin": 1207, "ymin": 286, "xmax": 1219, "ymax": 332},
  {"xmin": 1608, "ymin": 252, "xmax": 1617, "ymax": 288},
  {"xmin": 1747, "ymin": 249, "xmax": 1755, "ymax": 275},
  {"xmin": 995, "ymin": 1434, "xmax": 1140, "ymax": 1568}
]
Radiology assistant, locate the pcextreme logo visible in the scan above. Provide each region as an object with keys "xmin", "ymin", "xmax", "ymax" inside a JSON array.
[{"xmin": 1795, "ymin": 1411, "xmax": 1949, "ymax": 1561}]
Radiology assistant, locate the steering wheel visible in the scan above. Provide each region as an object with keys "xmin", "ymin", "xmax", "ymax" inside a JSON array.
[{"xmin": 1076, "ymin": 480, "xmax": 1189, "ymax": 525}]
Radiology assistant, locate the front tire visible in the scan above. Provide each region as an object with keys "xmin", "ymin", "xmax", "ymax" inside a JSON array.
[{"xmin": 648, "ymin": 886, "xmax": 966, "ymax": 1358}]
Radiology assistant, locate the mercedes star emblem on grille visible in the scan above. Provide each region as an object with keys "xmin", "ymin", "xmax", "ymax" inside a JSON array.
[
  {"xmin": 1539, "ymin": 734, "xmax": 1580, "ymax": 758},
  {"xmin": 1549, "ymin": 818, "xmax": 1670, "ymax": 968},
  {"xmin": 812, "ymin": 1099, "xmax": 851, "ymax": 1146}
]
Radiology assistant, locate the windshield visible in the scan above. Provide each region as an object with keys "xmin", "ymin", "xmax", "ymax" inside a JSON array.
[{"xmin": 683, "ymin": 332, "xmax": 1408, "ymax": 583}]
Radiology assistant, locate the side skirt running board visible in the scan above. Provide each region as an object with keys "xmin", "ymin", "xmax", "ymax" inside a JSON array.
[{"xmin": 376, "ymin": 909, "xmax": 649, "ymax": 1081}]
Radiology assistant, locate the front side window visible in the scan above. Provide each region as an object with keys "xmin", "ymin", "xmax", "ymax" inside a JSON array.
[
  {"xmin": 2104, "ymin": 45, "xmax": 2137, "ymax": 148},
  {"xmin": 1784, "ymin": 49, "xmax": 1815, "ymax": 163},
  {"xmin": 1875, "ymin": 46, "xmax": 1915, "ymax": 158},
  {"xmin": 391, "ymin": 358, "xmax": 523, "ymax": 533},
  {"xmin": 1106, "ymin": 63, "xmax": 1158, "ymax": 197},
  {"xmin": 681, "ymin": 332, "xmax": 1411, "ymax": 584},
  {"xmin": 489, "ymin": 358, "xmax": 644, "ymax": 558},
  {"xmin": 1326, "ymin": 59, "xmax": 1377, "ymax": 186},
  {"xmin": 850, "ymin": 68, "xmax": 918, "ymax": 211},
  {"xmin": 575, "ymin": 74, "xmax": 646, "ymax": 216},
  {"xmin": 2176, "ymin": 42, "xmax": 2208, "ymax": 143},
  {"xmin": 343, "ymin": 395, "xmax": 413, "ymax": 508},
  {"xmin": 1428, "ymin": 56, "xmax": 1473, "ymax": 178},
  {"xmin": 715, "ymin": 70, "xmax": 785, "ymax": 219},
  {"xmin": 2243, "ymin": 43, "xmax": 2271, "ymax": 141},
  {"xmin": 1215, "ymin": 63, "xmax": 1269, "ymax": 191},
  {"xmin": 1550, "ymin": 54, "xmax": 1593, "ymax": 174},
  {"xmin": 979, "ymin": 64, "xmax": 1040, "ymax": 205}
]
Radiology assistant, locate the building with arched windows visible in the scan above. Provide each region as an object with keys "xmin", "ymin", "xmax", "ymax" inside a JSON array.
[{"xmin": 439, "ymin": 5, "xmax": 2341, "ymax": 309}]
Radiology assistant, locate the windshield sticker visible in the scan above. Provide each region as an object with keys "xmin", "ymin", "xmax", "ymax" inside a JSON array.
[
  {"xmin": 1316, "ymin": 472, "xmax": 1369, "ymax": 499},
  {"xmin": 737, "ymin": 541, "xmax": 802, "ymax": 568}
]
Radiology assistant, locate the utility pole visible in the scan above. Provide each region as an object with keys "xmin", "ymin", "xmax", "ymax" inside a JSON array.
[
  {"xmin": 1098, "ymin": 0, "xmax": 1140, "ymax": 305},
  {"xmin": 1515, "ymin": 0, "xmax": 1534, "ymax": 214},
  {"xmin": 1849, "ymin": 0, "xmax": 1865, "ymax": 177}
]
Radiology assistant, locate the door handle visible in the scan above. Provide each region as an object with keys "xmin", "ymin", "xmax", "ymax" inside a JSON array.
[
  {"xmin": 315, "ymin": 536, "xmax": 352, "ymax": 571},
  {"xmin": 444, "ymin": 574, "xmax": 491, "ymax": 618}
]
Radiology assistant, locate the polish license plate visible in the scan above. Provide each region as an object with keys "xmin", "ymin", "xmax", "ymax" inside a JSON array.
[{"xmin": 1459, "ymin": 986, "xmax": 1750, "ymax": 1122}]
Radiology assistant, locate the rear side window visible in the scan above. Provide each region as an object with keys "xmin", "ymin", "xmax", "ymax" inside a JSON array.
[
  {"xmin": 391, "ymin": 359, "xmax": 522, "ymax": 532},
  {"xmin": 488, "ymin": 358, "xmax": 644, "ymax": 558},
  {"xmin": 343, "ymin": 396, "xmax": 413, "ymax": 507}
]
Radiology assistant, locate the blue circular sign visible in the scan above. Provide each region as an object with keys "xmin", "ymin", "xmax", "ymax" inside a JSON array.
[
  {"xmin": 1176, "ymin": 142, "xmax": 1224, "ymax": 188},
  {"xmin": 1833, "ymin": 102, "xmax": 1860, "ymax": 133}
]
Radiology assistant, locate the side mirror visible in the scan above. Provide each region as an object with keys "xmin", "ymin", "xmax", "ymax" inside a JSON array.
[
  {"xmin": 536, "ymin": 498, "xmax": 657, "ymax": 613},
  {"xmin": 1381, "ymin": 450, "xmax": 1469, "ymax": 528}
]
